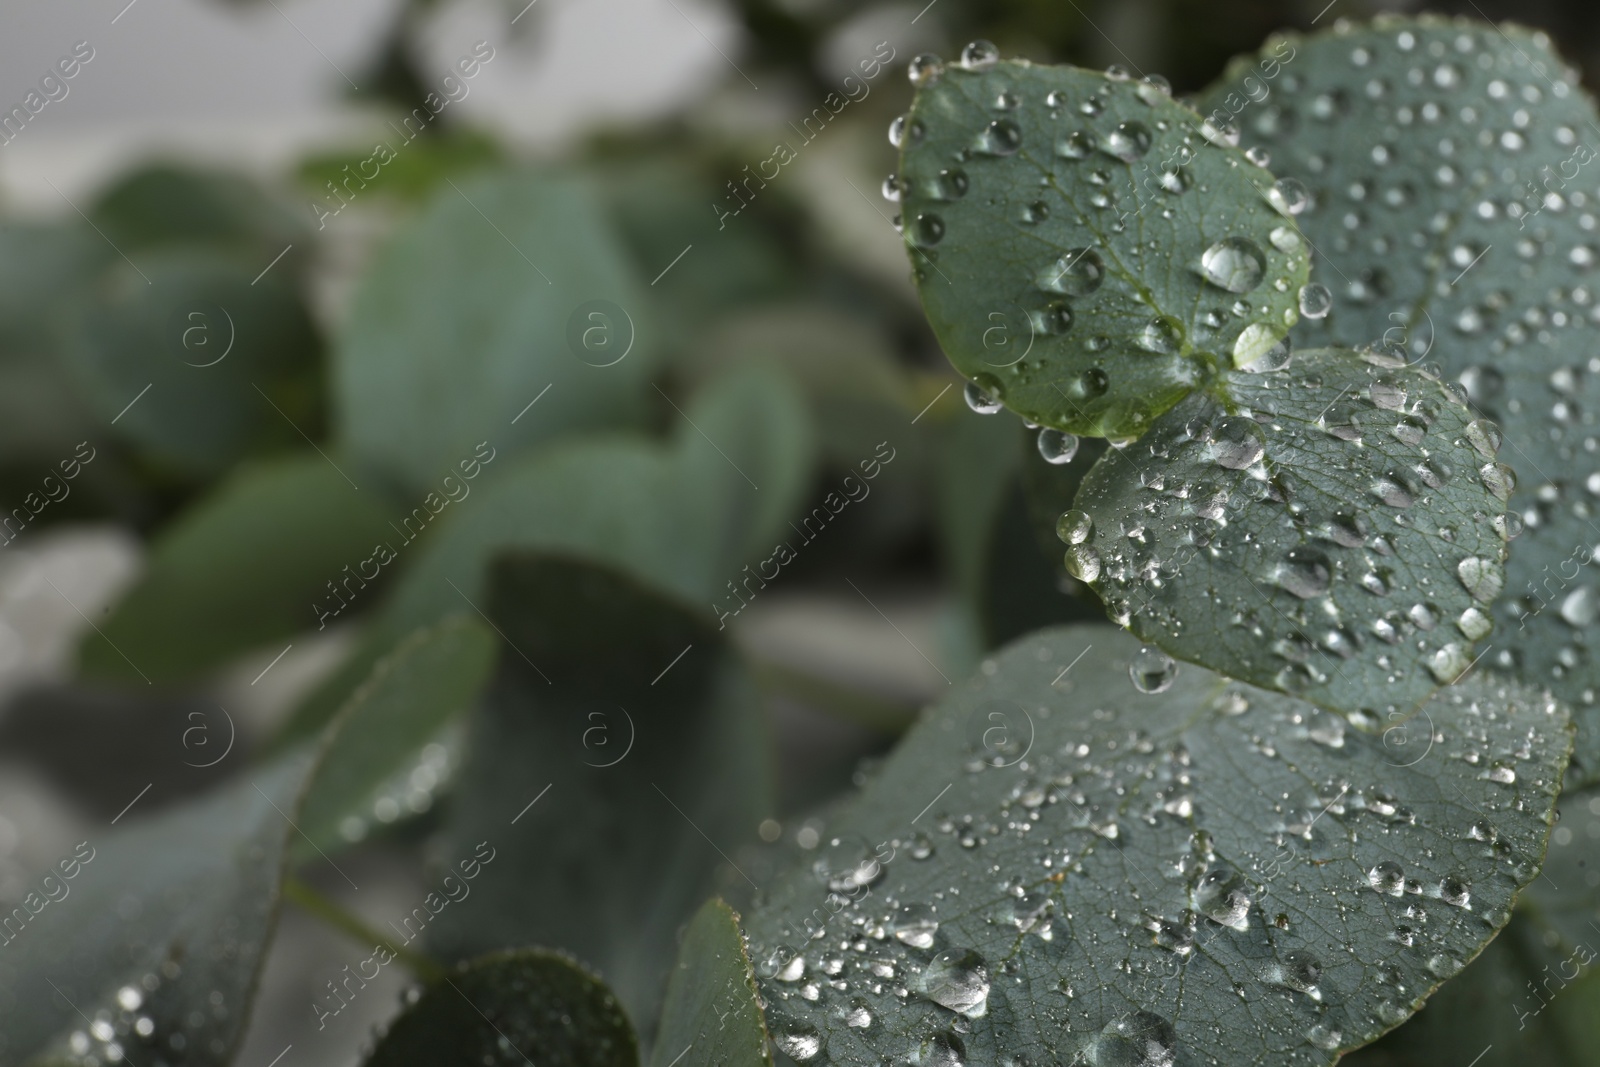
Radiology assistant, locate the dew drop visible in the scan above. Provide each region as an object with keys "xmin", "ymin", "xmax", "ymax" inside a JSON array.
[
  {"xmin": 1457, "ymin": 557, "xmax": 1502, "ymax": 603},
  {"xmin": 1298, "ymin": 282, "xmax": 1333, "ymax": 318},
  {"xmin": 1104, "ymin": 121, "xmax": 1154, "ymax": 161},
  {"xmin": 1038, "ymin": 247, "xmax": 1106, "ymax": 295},
  {"xmin": 1367, "ymin": 860, "xmax": 1405, "ymax": 896},
  {"xmin": 1211, "ymin": 415, "xmax": 1266, "ymax": 469},
  {"xmin": 1038, "ymin": 428, "xmax": 1080, "ymax": 465},
  {"xmin": 1065, "ymin": 544, "xmax": 1102, "ymax": 583},
  {"xmin": 1274, "ymin": 547, "xmax": 1331, "ymax": 599},
  {"xmin": 1129, "ymin": 645, "xmax": 1179, "ymax": 694},
  {"xmin": 978, "ymin": 118, "xmax": 1022, "ymax": 156},
  {"xmin": 1198, "ymin": 237, "xmax": 1267, "ymax": 293},
  {"xmin": 1057, "ymin": 509, "xmax": 1094, "ymax": 545},
  {"xmin": 964, "ymin": 378, "xmax": 1004, "ymax": 414},
  {"xmin": 893, "ymin": 903, "xmax": 941, "ymax": 948},
  {"xmin": 917, "ymin": 948, "xmax": 991, "ymax": 1017},
  {"xmin": 908, "ymin": 53, "xmax": 945, "ymax": 88},
  {"xmin": 959, "ymin": 39, "xmax": 999, "ymax": 72}
]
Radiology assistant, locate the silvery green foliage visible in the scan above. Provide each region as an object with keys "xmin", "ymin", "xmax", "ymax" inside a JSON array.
[
  {"xmin": 897, "ymin": 41, "xmax": 1510, "ymax": 716},
  {"xmin": 742, "ymin": 626, "xmax": 1569, "ymax": 1067},
  {"xmin": 1070, "ymin": 348, "xmax": 1511, "ymax": 716},
  {"xmin": 1199, "ymin": 16, "xmax": 1600, "ymax": 781},
  {"xmin": 896, "ymin": 54, "xmax": 1310, "ymax": 438}
]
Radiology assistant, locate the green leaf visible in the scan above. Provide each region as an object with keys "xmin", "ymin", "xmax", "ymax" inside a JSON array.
[
  {"xmin": 384, "ymin": 363, "xmax": 814, "ymax": 628},
  {"xmin": 741, "ymin": 624, "xmax": 1569, "ymax": 1067},
  {"xmin": 0, "ymin": 752, "xmax": 315, "ymax": 1066},
  {"xmin": 79, "ymin": 454, "xmax": 404, "ymax": 684},
  {"xmin": 1071, "ymin": 348, "xmax": 1510, "ymax": 714},
  {"xmin": 1198, "ymin": 16, "xmax": 1600, "ymax": 779},
  {"xmin": 897, "ymin": 57, "xmax": 1311, "ymax": 437},
  {"xmin": 361, "ymin": 950, "xmax": 637, "ymax": 1067},
  {"xmin": 294, "ymin": 616, "xmax": 497, "ymax": 855},
  {"xmin": 89, "ymin": 162, "xmax": 306, "ymax": 261},
  {"xmin": 298, "ymin": 128, "xmax": 506, "ymax": 203},
  {"xmin": 426, "ymin": 554, "xmax": 772, "ymax": 1034},
  {"xmin": 335, "ymin": 168, "xmax": 656, "ymax": 493},
  {"xmin": 650, "ymin": 899, "xmax": 771, "ymax": 1067},
  {"xmin": 65, "ymin": 248, "xmax": 322, "ymax": 477}
]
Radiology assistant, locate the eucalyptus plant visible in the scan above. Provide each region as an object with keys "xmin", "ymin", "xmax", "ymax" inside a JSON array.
[{"xmin": 4, "ymin": 12, "xmax": 1598, "ymax": 1067}]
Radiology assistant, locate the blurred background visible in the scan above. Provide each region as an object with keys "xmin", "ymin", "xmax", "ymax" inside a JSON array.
[{"xmin": 0, "ymin": 0, "xmax": 1596, "ymax": 1062}]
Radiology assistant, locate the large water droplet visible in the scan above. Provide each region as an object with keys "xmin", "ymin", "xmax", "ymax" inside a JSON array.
[
  {"xmin": 965, "ymin": 377, "xmax": 1004, "ymax": 414},
  {"xmin": 893, "ymin": 903, "xmax": 941, "ymax": 948},
  {"xmin": 1367, "ymin": 860, "xmax": 1405, "ymax": 896},
  {"xmin": 1211, "ymin": 415, "xmax": 1265, "ymax": 469},
  {"xmin": 1130, "ymin": 645, "xmax": 1179, "ymax": 693},
  {"xmin": 1233, "ymin": 323, "xmax": 1289, "ymax": 369},
  {"xmin": 1086, "ymin": 1011, "xmax": 1178, "ymax": 1067},
  {"xmin": 908, "ymin": 53, "xmax": 945, "ymax": 88},
  {"xmin": 959, "ymin": 39, "xmax": 999, "ymax": 72},
  {"xmin": 1066, "ymin": 544, "xmax": 1102, "ymax": 583},
  {"xmin": 1038, "ymin": 248, "xmax": 1106, "ymax": 295},
  {"xmin": 917, "ymin": 948, "xmax": 991, "ymax": 1017},
  {"xmin": 1198, "ymin": 237, "xmax": 1267, "ymax": 293},
  {"xmin": 1195, "ymin": 865, "xmax": 1252, "ymax": 929},
  {"xmin": 1135, "ymin": 316, "xmax": 1183, "ymax": 355},
  {"xmin": 1038, "ymin": 428, "xmax": 1080, "ymax": 465},
  {"xmin": 1457, "ymin": 557, "xmax": 1502, "ymax": 603},
  {"xmin": 775, "ymin": 1021, "xmax": 824, "ymax": 1061},
  {"xmin": 908, "ymin": 212, "xmax": 945, "ymax": 247},
  {"xmin": 1274, "ymin": 547, "xmax": 1331, "ymax": 599},
  {"xmin": 1298, "ymin": 282, "xmax": 1333, "ymax": 318},
  {"xmin": 1057, "ymin": 509, "xmax": 1094, "ymax": 545},
  {"xmin": 978, "ymin": 118, "xmax": 1022, "ymax": 156},
  {"xmin": 1103, "ymin": 121, "xmax": 1153, "ymax": 161},
  {"xmin": 1561, "ymin": 587, "xmax": 1598, "ymax": 627}
]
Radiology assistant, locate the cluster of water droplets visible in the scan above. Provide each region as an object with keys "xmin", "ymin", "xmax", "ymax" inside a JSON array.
[
  {"xmin": 1213, "ymin": 18, "xmax": 1600, "ymax": 709},
  {"xmin": 47, "ymin": 963, "xmax": 217, "ymax": 1067}
]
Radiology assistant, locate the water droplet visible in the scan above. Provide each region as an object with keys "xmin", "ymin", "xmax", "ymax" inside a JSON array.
[
  {"xmin": 909, "ymin": 212, "xmax": 945, "ymax": 247},
  {"xmin": 1457, "ymin": 557, "xmax": 1502, "ymax": 603},
  {"xmin": 1103, "ymin": 121, "xmax": 1153, "ymax": 161},
  {"xmin": 908, "ymin": 53, "xmax": 945, "ymax": 88},
  {"xmin": 889, "ymin": 114, "xmax": 924, "ymax": 149},
  {"xmin": 881, "ymin": 173, "xmax": 904, "ymax": 202},
  {"xmin": 965, "ymin": 378, "xmax": 1003, "ymax": 414},
  {"xmin": 1195, "ymin": 865, "xmax": 1252, "ymax": 929},
  {"xmin": 1135, "ymin": 316, "xmax": 1183, "ymax": 355},
  {"xmin": 1232, "ymin": 323, "xmax": 1289, "ymax": 369},
  {"xmin": 1270, "ymin": 225, "xmax": 1303, "ymax": 253},
  {"xmin": 1298, "ymin": 282, "xmax": 1333, "ymax": 318},
  {"xmin": 761, "ymin": 946, "xmax": 805, "ymax": 981},
  {"xmin": 1560, "ymin": 587, "xmax": 1598, "ymax": 627},
  {"xmin": 775, "ymin": 1021, "xmax": 824, "ymax": 1061},
  {"xmin": 959, "ymin": 39, "xmax": 999, "ymax": 72},
  {"xmin": 1464, "ymin": 419, "xmax": 1502, "ymax": 457},
  {"xmin": 1439, "ymin": 876, "xmax": 1471, "ymax": 908},
  {"xmin": 1038, "ymin": 428, "xmax": 1080, "ymax": 465},
  {"xmin": 1307, "ymin": 1023, "xmax": 1342, "ymax": 1051},
  {"xmin": 1038, "ymin": 248, "xmax": 1106, "ymax": 295},
  {"xmin": 1087, "ymin": 1011, "xmax": 1178, "ymax": 1067},
  {"xmin": 1270, "ymin": 951, "xmax": 1323, "ymax": 997},
  {"xmin": 917, "ymin": 948, "xmax": 991, "ymax": 1017},
  {"xmin": 1057, "ymin": 130, "xmax": 1097, "ymax": 159},
  {"xmin": 1274, "ymin": 547, "xmax": 1331, "ymax": 599},
  {"xmin": 1066, "ymin": 544, "xmax": 1102, "ymax": 583},
  {"xmin": 1479, "ymin": 462, "xmax": 1516, "ymax": 502},
  {"xmin": 1211, "ymin": 415, "xmax": 1265, "ymax": 469},
  {"xmin": 894, "ymin": 903, "xmax": 941, "ymax": 948},
  {"xmin": 1457, "ymin": 606, "xmax": 1493, "ymax": 640},
  {"xmin": 1487, "ymin": 761, "xmax": 1517, "ymax": 785},
  {"xmin": 1071, "ymin": 367, "xmax": 1110, "ymax": 399},
  {"xmin": 1057, "ymin": 509, "xmax": 1094, "ymax": 545},
  {"xmin": 1270, "ymin": 177, "xmax": 1311, "ymax": 215},
  {"xmin": 1427, "ymin": 642, "xmax": 1473, "ymax": 683},
  {"xmin": 842, "ymin": 998, "xmax": 873, "ymax": 1028},
  {"xmin": 978, "ymin": 118, "xmax": 1022, "ymax": 156},
  {"xmin": 1198, "ymin": 237, "xmax": 1267, "ymax": 293},
  {"xmin": 1367, "ymin": 860, "xmax": 1405, "ymax": 896},
  {"xmin": 1129, "ymin": 645, "xmax": 1179, "ymax": 693},
  {"xmin": 1137, "ymin": 74, "xmax": 1172, "ymax": 104}
]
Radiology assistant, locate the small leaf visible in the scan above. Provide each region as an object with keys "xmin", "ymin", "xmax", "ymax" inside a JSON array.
[
  {"xmin": 384, "ymin": 363, "xmax": 814, "ymax": 626},
  {"xmin": 361, "ymin": 950, "xmax": 637, "ymax": 1067},
  {"xmin": 1200, "ymin": 16, "xmax": 1600, "ymax": 779},
  {"xmin": 65, "ymin": 249, "xmax": 322, "ymax": 477},
  {"xmin": 294, "ymin": 616, "xmax": 497, "ymax": 855},
  {"xmin": 80, "ymin": 454, "xmax": 404, "ymax": 683},
  {"xmin": 89, "ymin": 163, "xmax": 306, "ymax": 262},
  {"xmin": 650, "ymin": 899, "xmax": 771, "ymax": 1067},
  {"xmin": 335, "ymin": 168, "xmax": 656, "ymax": 494},
  {"xmin": 742, "ymin": 624, "xmax": 1568, "ymax": 1067},
  {"xmin": 0, "ymin": 752, "xmax": 315, "ymax": 1066},
  {"xmin": 1072, "ymin": 348, "xmax": 1508, "ymax": 714},
  {"xmin": 898, "ymin": 58, "xmax": 1310, "ymax": 437},
  {"xmin": 426, "ymin": 554, "xmax": 773, "ymax": 1032}
]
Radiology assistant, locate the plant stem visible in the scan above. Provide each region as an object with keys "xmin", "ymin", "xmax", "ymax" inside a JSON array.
[{"xmin": 283, "ymin": 877, "xmax": 446, "ymax": 983}]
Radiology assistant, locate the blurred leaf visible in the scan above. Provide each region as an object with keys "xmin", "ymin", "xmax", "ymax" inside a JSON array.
[
  {"xmin": 426, "ymin": 554, "xmax": 772, "ymax": 1034},
  {"xmin": 1201, "ymin": 16, "xmax": 1600, "ymax": 780},
  {"xmin": 650, "ymin": 899, "xmax": 771, "ymax": 1067},
  {"xmin": 89, "ymin": 162, "xmax": 306, "ymax": 265},
  {"xmin": 0, "ymin": 752, "xmax": 314, "ymax": 1066},
  {"xmin": 298, "ymin": 128, "xmax": 506, "ymax": 204},
  {"xmin": 384, "ymin": 363, "xmax": 815, "ymax": 629},
  {"xmin": 362, "ymin": 950, "xmax": 637, "ymax": 1067},
  {"xmin": 294, "ymin": 616, "xmax": 497, "ymax": 856},
  {"xmin": 65, "ymin": 249, "xmax": 322, "ymax": 478},
  {"xmin": 335, "ymin": 168, "xmax": 656, "ymax": 493},
  {"xmin": 741, "ymin": 624, "xmax": 1570, "ymax": 1066},
  {"xmin": 79, "ymin": 455, "xmax": 402, "ymax": 684},
  {"xmin": 897, "ymin": 57, "xmax": 1310, "ymax": 437},
  {"xmin": 1072, "ymin": 349, "xmax": 1510, "ymax": 715}
]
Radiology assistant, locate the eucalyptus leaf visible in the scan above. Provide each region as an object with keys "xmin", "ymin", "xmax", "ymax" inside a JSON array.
[
  {"xmin": 65, "ymin": 248, "xmax": 321, "ymax": 477},
  {"xmin": 90, "ymin": 163, "xmax": 306, "ymax": 262},
  {"xmin": 0, "ymin": 752, "xmax": 314, "ymax": 1066},
  {"xmin": 361, "ymin": 950, "xmax": 637, "ymax": 1067},
  {"xmin": 897, "ymin": 57, "xmax": 1310, "ymax": 437},
  {"xmin": 1200, "ymin": 15, "xmax": 1600, "ymax": 780},
  {"xmin": 742, "ymin": 624, "xmax": 1569, "ymax": 1067},
  {"xmin": 384, "ymin": 363, "xmax": 814, "ymax": 628},
  {"xmin": 1071, "ymin": 348, "xmax": 1510, "ymax": 715},
  {"xmin": 426, "ymin": 554, "xmax": 772, "ymax": 1035},
  {"xmin": 335, "ymin": 169, "xmax": 656, "ymax": 494},
  {"xmin": 79, "ymin": 454, "xmax": 404, "ymax": 684},
  {"xmin": 650, "ymin": 899, "xmax": 771, "ymax": 1067},
  {"xmin": 295, "ymin": 616, "xmax": 497, "ymax": 856}
]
